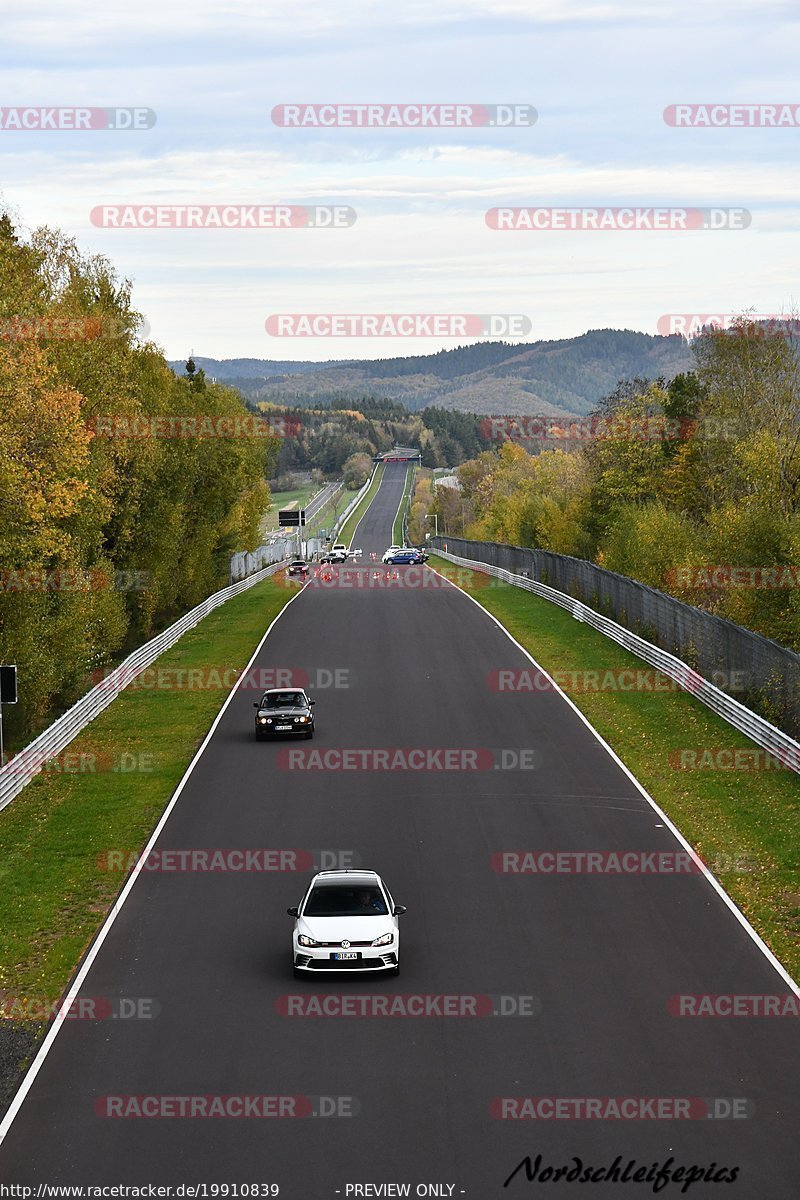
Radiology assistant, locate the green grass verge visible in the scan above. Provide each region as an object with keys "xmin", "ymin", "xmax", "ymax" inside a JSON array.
[
  {"xmin": 338, "ymin": 463, "xmax": 385, "ymax": 547},
  {"xmin": 392, "ymin": 465, "xmax": 415, "ymax": 544},
  {"xmin": 261, "ymin": 484, "xmax": 318, "ymax": 534},
  {"xmin": 429, "ymin": 554, "xmax": 800, "ymax": 981},
  {"xmin": 303, "ymin": 486, "xmax": 345, "ymax": 540},
  {"xmin": 0, "ymin": 573, "xmax": 294, "ymax": 1006},
  {"xmin": 269, "ymin": 484, "xmax": 316, "ymax": 512}
]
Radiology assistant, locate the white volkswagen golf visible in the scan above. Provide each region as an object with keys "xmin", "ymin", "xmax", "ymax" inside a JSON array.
[{"xmin": 288, "ymin": 870, "xmax": 406, "ymax": 977}]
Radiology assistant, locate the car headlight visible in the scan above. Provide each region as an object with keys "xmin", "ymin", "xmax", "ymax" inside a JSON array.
[
  {"xmin": 299, "ymin": 715, "xmax": 307, "ymax": 722},
  {"xmin": 294, "ymin": 716, "xmax": 300, "ymax": 723},
  {"xmin": 259, "ymin": 717, "xmax": 268, "ymax": 724},
  {"xmin": 266, "ymin": 718, "xmax": 272, "ymax": 724},
  {"xmin": 298, "ymin": 934, "xmax": 319, "ymax": 947},
  {"xmin": 371, "ymin": 932, "xmax": 394, "ymax": 947}
]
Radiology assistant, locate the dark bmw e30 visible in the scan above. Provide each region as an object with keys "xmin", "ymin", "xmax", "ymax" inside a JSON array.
[{"xmin": 253, "ymin": 688, "xmax": 315, "ymax": 741}]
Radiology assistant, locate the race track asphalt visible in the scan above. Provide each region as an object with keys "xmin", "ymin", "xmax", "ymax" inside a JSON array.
[{"xmin": 0, "ymin": 461, "xmax": 797, "ymax": 1196}]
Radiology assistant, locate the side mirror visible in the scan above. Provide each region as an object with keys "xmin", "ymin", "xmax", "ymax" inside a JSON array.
[
  {"xmin": 287, "ymin": 906, "xmax": 299, "ymax": 917},
  {"xmin": 253, "ymin": 702, "xmax": 260, "ymax": 708},
  {"xmin": 308, "ymin": 699, "xmax": 315, "ymax": 706},
  {"xmin": 393, "ymin": 905, "xmax": 407, "ymax": 916}
]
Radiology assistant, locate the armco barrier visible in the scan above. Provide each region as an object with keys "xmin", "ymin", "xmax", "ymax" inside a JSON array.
[
  {"xmin": 431, "ymin": 543, "xmax": 800, "ymax": 776},
  {"xmin": 0, "ymin": 558, "xmax": 288, "ymax": 813},
  {"xmin": 430, "ymin": 537, "xmax": 800, "ymax": 737}
]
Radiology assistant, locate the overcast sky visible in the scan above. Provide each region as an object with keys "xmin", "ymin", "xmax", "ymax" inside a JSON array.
[{"xmin": 2, "ymin": 0, "xmax": 798, "ymax": 361}]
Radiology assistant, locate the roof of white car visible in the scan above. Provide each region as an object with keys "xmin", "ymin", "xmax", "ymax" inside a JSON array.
[{"xmin": 311, "ymin": 869, "xmax": 381, "ymax": 884}]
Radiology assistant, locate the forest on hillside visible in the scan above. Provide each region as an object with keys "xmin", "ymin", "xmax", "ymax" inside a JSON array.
[{"xmin": 264, "ymin": 397, "xmax": 492, "ymax": 475}]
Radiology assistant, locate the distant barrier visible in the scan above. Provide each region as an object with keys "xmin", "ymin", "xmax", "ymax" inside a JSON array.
[
  {"xmin": 230, "ymin": 539, "xmax": 293, "ymax": 581},
  {"xmin": 0, "ymin": 559, "xmax": 288, "ymax": 813}
]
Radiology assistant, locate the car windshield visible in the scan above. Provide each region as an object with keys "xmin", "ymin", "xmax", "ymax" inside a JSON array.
[
  {"xmin": 303, "ymin": 884, "xmax": 388, "ymax": 917},
  {"xmin": 290, "ymin": 561, "xmax": 306, "ymax": 567},
  {"xmin": 261, "ymin": 691, "xmax": 305, "ymax": 708}
]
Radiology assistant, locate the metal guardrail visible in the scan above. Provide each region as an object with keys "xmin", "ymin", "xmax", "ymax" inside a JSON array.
[
  {"xmin": 0, "ymin": 558, "xmax": 289, "ymax": 814},
  {"xmin": 433, "ymin": 546, "xmax": 800, "ymax": 775}
]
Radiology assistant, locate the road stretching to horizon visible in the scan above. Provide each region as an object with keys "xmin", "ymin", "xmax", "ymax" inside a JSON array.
[{"xmin": 0, "ymin": 460, "xmax": 797, "ymax": 1195}]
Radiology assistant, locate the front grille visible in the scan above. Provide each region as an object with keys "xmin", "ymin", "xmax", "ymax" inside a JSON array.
[
  {"xmin": 314, "ymin": 940, "xmax": 372, "ymax": 948},
  {"xmin": 307, "ymin": 958, "xmax": 385, "ymax": 970}
]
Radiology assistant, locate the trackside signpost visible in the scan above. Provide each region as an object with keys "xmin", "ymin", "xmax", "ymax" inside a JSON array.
[
  {"xmin": 0, "ymin": 664, "xmax": 18, "ymax": 767},
  {"xmin": 278, "ymin": 506, "xmax": 306, "ymax": 556}
]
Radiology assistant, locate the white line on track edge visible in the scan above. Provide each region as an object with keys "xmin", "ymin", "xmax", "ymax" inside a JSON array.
[{"xmin": 0, "ymin": 577, "xmax": 309, "ymax": 1146}]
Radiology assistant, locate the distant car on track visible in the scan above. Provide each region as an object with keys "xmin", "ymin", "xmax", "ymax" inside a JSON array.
[
  {"xmin": 381, "ymin": 545, "xmax": 403, "ymax": 563},
  {"xmin": 288, "ymin": 869, "xmax": 406, "ymax": 977},
  {"xmin": 384, "ymin": 548, "xmax": 423, "ymax": 565},
  {"xmin": 254, "ymin": 689, "xmax": 315, "ymax": 740},
  {"xmin": 286, "ymin": 559, "xmax": 309, "ymax": 577}
]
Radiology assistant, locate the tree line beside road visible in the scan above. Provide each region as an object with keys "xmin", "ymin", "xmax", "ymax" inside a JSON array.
[{"xmin": 0, "ymin": 215, "xmax": 275, "ymax": 744}]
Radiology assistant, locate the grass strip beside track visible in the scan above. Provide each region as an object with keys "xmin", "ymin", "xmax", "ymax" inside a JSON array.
[
  {"xmin": 429, "ymin": 555, "xmax": 800, "ymax": 981},
  {"xmin": 303, "ymin": 484, "xmax": 345, "ymax": 540},
  {"xmin": 392, "ymin": 465, "xmax": 415, "ymax": 544},
  {"xmin": 0, "ymin": 573, "xmax": 295, "ymax": 1008},
  {"xmin": 339, "ymin": 462, "xmax": 385, "ymax": 548}
]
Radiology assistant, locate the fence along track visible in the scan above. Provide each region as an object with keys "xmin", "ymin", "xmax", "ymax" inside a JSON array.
[
  {"xmin": 432, "ymin": 542, "xmax": 800, "ymax": 776},
  {"xmin": 0, "ymin": 557, "xmax": 288, "ymax": 813}
]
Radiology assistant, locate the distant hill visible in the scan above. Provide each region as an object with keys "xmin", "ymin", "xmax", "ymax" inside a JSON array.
[{"xmin": 169, "ymin": 330, "xmax": 692, "ymax": 417}]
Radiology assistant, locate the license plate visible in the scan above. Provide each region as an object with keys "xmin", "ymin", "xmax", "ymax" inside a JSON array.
[
  {"xmin": 332, "ymin": 952, "xmax": 358, "ymax": 961},
  {"xmin": 275, "ymin": 724, "xmax": 291, "ymax": 731}
]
